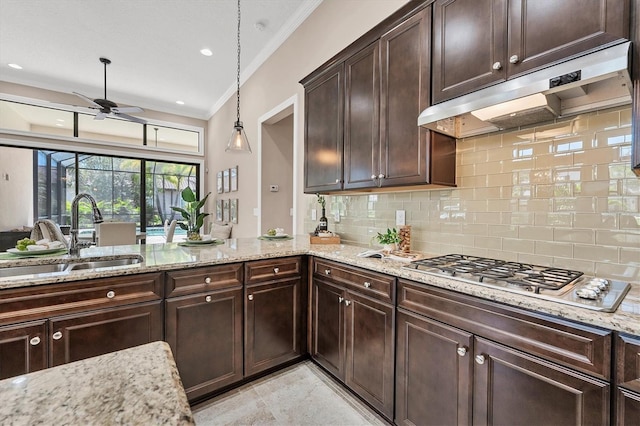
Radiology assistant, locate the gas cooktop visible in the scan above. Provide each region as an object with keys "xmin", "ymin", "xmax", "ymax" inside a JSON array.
[{"xmin": 403, "ymin": 254, "xmax": 631, "ymax": 312}]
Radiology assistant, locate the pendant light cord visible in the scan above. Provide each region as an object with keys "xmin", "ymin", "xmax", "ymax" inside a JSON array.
[{"xmin": 236, "ymin": 0, "xmax": 241, "ymax": 124}]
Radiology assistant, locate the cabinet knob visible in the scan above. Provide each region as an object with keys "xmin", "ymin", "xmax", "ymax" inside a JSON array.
[
  {"xmin": 377, "ymin": 173, "xmax": 385, "ymax": 179},
  {"xmin": 475, "ymin": 354, "xmax": 486, "ymax": 365},
  {"xmin": 52, "ymin": 331, "xmax": 63, "ymax": 340},
  {"xmin": 205, "ymin": 295, "xmax": 212, "ymax": 302},
  {"xmin": 248, "ymin": 294, "xmax": 254, "ymax": 301},
  {"xmin": 371, "ymin": 175, "xmax": 377, "ymax": 180},
  {"xmin": 30, "ymin": 336, "xmax": 41, "ymax": 346},
  {"xmin": 344, "ymin": 300, "xmax": 351, "ymax": 306},
  {"xmin": 324, "ymin": 269, "xmax": 331, "ymax": 275},
  {"xmin": 338, "ymin": 296, "xmax": 344, "ymax": 303},
  {"xmin": 106, "ymin": 290, "xmax": 115, "ymax": 299},
  {"xmin": 492, "ymin": 61, "xmax": 502, "ymax": 70},
  {"xmin": 335, "ymin": 178, "xmax": 341, "ymax": 183},
  {"xmin": 204, "ymin": 277, "xmax": 211, "ymax": 284},
  {"xmin": 509, "ymin": 55, "xmax": 519, "ymax": 64},
  {"xmin": 273, "ymin": 267, "xmax": 280, "ymax": 274},
  {"xmin": 363, "ymin": 281, "xmax": 371, "ymax": 288},
  {"xmin": 457, "ymin": 346, "xmax": 468, "ymax": 357}
]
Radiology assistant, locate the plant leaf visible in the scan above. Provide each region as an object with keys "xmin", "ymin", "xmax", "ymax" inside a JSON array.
[{"xmin": 181, "ymin": 187, "xmax": 197, "ymax": 203}]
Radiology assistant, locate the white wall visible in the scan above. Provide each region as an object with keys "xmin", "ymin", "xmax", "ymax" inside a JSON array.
[
  {"xmin": 207, "ymin": 0, "xmax": 409, "ymax": 237},
  {"xmin": 0, "ymin": 147, "xmax": 33, "ymax": 230}
]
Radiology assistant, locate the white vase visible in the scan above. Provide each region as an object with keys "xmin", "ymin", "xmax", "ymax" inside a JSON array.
[{"xmin": 383, "ymin": 243, "xmax": 396, "ymax": 253}]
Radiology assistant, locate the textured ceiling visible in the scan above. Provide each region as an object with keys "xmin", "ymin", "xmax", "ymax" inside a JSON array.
[{"xmin": 0, "ymin": 0, "xmax": 321, "ymax": 119}]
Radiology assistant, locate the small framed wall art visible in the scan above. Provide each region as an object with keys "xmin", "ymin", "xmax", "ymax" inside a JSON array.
[
  {"xmin": 230, "ymin": 199, "xmax": 238, "ymax": 224},
  {"xmin": 230, "ymin": 166, "xmax": 238, "ymax": 192},
  {"xmin": 216, "ymin": 171, "xmax": 223, "ymax": 194},
  {"xmin": 216, "ymin": 199, "xmax": 223, "ymax": 222},
  {"xmin": 223, "ymin": 199, "xmax": 230, "ymax": 222},
  {"xmin": 223, "ymin": 169, "xmax": 230, "ymax": 193}
]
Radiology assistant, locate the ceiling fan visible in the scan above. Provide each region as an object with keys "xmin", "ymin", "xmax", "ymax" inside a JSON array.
[{"xmin": 73, "ymin": 57, "xmax": 147, "ymax": 124}]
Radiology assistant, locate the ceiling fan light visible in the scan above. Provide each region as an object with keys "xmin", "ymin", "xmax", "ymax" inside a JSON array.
[{"xmin": 226, "ymin": 121, "xmax": 252, "ymax": 153}]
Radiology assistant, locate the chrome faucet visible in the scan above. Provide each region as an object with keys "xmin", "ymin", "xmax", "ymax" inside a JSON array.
[{"xmin": 69, "ymin": 193, "xmax": 103, "ymax": 255}]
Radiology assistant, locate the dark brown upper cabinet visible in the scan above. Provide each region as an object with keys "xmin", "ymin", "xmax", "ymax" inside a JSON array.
[
  {"xmin": 303, "ymin": 2, "xmax": 456, "ymax": 193},
  {"xmin": 432, "ymin": 0, "xmax": 630, "ymax": 104},
  {"xmin": 303, "ymin": 63, "xmax": 344, "ymax": 193}
]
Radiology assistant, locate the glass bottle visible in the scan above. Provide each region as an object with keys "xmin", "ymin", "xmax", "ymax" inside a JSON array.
[{"xmin": 319, "ymin": 207, "xmax": 328, "ymax": 232}]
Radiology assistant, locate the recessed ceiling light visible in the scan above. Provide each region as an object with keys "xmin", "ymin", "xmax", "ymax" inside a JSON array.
[
  {"xmin": 254, "ymin": 21, "xmax": 266, "ymax": 31},
  {"xmin": 56, "ymin": 119, "xmax": 65, "ymax": 122},
  {"xmin": 200, "ymin": 48, "xmax": 213, "ymax": 56},
  {"xmin": 8, "ymin": 63, "xmax": 22, "ymax": 69},
  {"xmin": 176, "ymin": 100, "xmax": 185, "ymax": 105},
  {"xmin": 56, "ymin": 123, "xmax": 64, "ymax": 127}
]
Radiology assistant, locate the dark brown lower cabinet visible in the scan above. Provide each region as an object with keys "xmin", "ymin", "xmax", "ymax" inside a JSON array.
[
  {"xmin": 395, "ymin": 309, "xmax": 473, "ymax": 426},
  {"xmin": 616, "ymin": 333, "xmax": 640, "ymax": 425},
  {"xmin": 617, "ymin": 388, "xmax": 640, "ymax": 425},
  {"xmin": 165, "ymin": 288, "xmax": 243, "ymax": 401},
  {"xmin": 245, "ymin": 277, "xmax": 302, "ymax": 376},
  {"xmin": 473, "ymin": 337, "xmax": 610, "ymax": 426},
  {"xmin": 312, "ymin": 270, "xmax": 395, "ymax": 420},
  {"xmin": 49, "ymin": 301, "xmax": 163, "ymax": 366},
  {"xmin": 0, "ymin": 320, "xmax": 47, "ymax": 379}
]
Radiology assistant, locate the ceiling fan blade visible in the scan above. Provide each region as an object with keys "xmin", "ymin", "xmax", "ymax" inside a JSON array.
[
  {"xmin": 73, "ymin": 92, "xmax": 102, "ymax": 108},
  {"xmin": 94, "ymin": 111, "xmax": 107, "ymax": 120},
  {"xmin": 112, "ymin": 106, "xmax": 143, "ymax": 114},
  {"xmin": 114, "ymin": 112, "xmax": 147, "ymax": 124}
]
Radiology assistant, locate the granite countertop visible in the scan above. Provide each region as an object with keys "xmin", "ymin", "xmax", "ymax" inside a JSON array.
[
  {"xmin": 0, "ymin": 341, "xmax": 194, "ymax": 425},
  {"xmin": 0, "ymin": 236, "xmax": 638, "ymax": 335}
]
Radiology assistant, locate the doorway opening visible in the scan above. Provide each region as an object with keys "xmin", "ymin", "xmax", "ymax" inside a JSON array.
[{"xmin": 258, "ymin": 96, "xmax": 297, "ymax": 235}]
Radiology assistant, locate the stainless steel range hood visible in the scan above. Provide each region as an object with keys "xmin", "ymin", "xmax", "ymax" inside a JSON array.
[{"xmin": 418, "ymin": 42, "xmax": 633, "ymax": 139}]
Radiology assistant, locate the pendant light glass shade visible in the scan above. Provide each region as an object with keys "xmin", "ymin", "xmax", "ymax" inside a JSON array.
[
  {"xmin": 226, "ymin": 0, "xmax": 251, "ymax": 153},
  {"xmin": 227, "ymin": 120, "xmax": 252, "ymax": 152}
]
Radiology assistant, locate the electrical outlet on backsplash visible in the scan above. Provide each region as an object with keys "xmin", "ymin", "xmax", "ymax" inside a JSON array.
[{"xmin": 304, "ymin": 106, "xmax": 639, "ymax": 282}]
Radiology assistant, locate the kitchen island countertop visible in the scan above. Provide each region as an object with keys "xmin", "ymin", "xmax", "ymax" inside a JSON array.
[
  {"xmin": 0, "ymin": 236, "xmax": 638, "ymax": 335},
  {"xmin": 0, "ymin": 341, "xmax": 194, "ymax": 425}
]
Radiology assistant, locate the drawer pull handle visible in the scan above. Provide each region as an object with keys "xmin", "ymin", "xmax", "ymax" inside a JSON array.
[
  {"xmin": 52, "ymin": 331, "xmax": 63, "ymax": 340},
  {"xmin": 273, "ymin": 267, "xmax": 280, "ymax": 274},
  {"xmin": 205, "ymin": 277, "xmax": 212, "ymax": 284},
  {"xmin": 106, "ymin": 290, "xmax": 115, "ymax": 299},
  {"xmin": 371, "ymin": 174, "xmax": 377, "ymax": 180},
  {"xmin": 363, "ymin": 281, "xmax": 371, "ymax": 288},
  {"xmin": 475, "ymin": 354, "xmax": 486, "ymax": 365},
  {"xmin": 205, "ymin": 295, "xmax": 212, "ymax": 302},
  {"xmin": 30, "ymin": 336, "xmax": 41, "ymax": 346},
  {"xmin": 248, "ymin": 294, "xmax": 254, "ymax": 301},
  {"xmin": 457, "ymin": 346, "xmax": 468, "ymax": 357},
  {"xmin": 509, "ymin": 54, "xmax": 519, "ymax": 64},
  {"xmin": 338, "ymin": 296, "xmax": 344, "ymax": 303},
  {"xmin": 324, "ymin": 269, "xmax": 331, "ymax": 275},
  {"xmin": 344, "ymin": 300, "xmax": 351, "ymax": 307},
  {"xmin": 492, "ymin": 61, "xmax": 502, "ymax": 70}
]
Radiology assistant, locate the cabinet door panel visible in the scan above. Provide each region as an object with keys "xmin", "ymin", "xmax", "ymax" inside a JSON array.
[
  {"xmin": 0, "ymin": 321, "xmax": 47, "ymax": 379},
  {"xmin": 617, "ymin": 387, "xmax": 640, "ymax": 426},
  {"xmin": 345, "ymin": 291, "xmax": 394, "ymax": 418},
  {"xmin": 49, "ymin": 302, "xmax": 162, "ymax": 367},
  {"xmin": 380, "ymin": 7, "xmax": 431, "ymax": 186},
  {"xmin": 245, "ymin": 278, "xmax": 302, "ymax": 376},
  {"xmin": 395, "ymin": 310, "xmax": 473, "ymax": 426},
  {"xmin": 165, "ymin": 289, "xmax": 243, "ymax": 401},
  {"xmin": 343, "ymin": 43, "xmax": 379, "ymax": 190},
  {"xmin": 304, "ymin": 63, "xmax": 344, "ymax": 193},
  {"xmin": 508, "ymin": 0, "xmax": 629, "ymax": 77},
  {"xmin": 473, "ymin": 337, "xmax": 610, "ymax": 426},
  {"xmin": 311, "ymin": 279, "xmax": 345, "ymax": 380},
  {"xmin": 432, "ymin": 0, "xmax": 507, "ymax": 103}
]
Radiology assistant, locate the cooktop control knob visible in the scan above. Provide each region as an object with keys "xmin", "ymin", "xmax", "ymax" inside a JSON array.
[
  {"xmin": 588, "ymin": 278, "xmax": 609, "ymax": 290},
  {"xmin": 576, "ymin": 288, "xmax": 599, "ymax": 300}
]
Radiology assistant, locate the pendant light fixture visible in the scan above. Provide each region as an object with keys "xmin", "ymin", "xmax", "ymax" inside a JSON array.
[{"xmin": 226, "ymin": 0, "xmax": 252, "ymax": 153}]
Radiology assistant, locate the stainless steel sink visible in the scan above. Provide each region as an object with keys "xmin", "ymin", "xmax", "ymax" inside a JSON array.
[
  {"xmin": 0, "ymin": 255, "xmax": 144, "ymax": 280},
  {"xmin": 68, "ymin": 256, "xmax": 143, "ymax": 271},
  {"xmin": 0, "ymin": 263, "xmax": 69, "ymax": 279}
]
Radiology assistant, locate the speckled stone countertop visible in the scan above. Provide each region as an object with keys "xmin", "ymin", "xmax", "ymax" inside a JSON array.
[
  {"xmin": 0, "ymin": 341, "xmax": 194, "ymax": 425},
  {"xmin": 1, "ymin": 237, "xmax": 638, "ymax": 335}
]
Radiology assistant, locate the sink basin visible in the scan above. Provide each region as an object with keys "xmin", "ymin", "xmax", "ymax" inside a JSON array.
[
  {"xmin": 0, "ymin": 263, "xmax": 68, "ymax": 279},
  {"xmin": 0, "ymin": 255, "xmax": 144, "ymax": 280},
  {"xmin": 68, "ymin": 256, "xmax": 143, "ymax": 271}
]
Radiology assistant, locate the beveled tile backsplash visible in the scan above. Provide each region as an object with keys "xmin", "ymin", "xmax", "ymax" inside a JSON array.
[{"xmin": 305, "ymin": 106, "xmax": 640, "ymax": 281}]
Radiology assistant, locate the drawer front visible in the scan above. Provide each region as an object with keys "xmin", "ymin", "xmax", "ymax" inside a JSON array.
[
  {"xmin": 165, "ymin": 263, "xmax": 243, "ymax": 297},
  {"xmin": 313, "ymin": 258, "xmax": 395, "ymax": 304},
  {"xmin": 0, "ymin": 273, "xmax": 163, "ymax": 326},
  {"xmin": 397, "ymin": 279, "xmax": 611, "ymax": 380},
  {"xmin": 245, "ymin": 257, "xmax": 301, "ymax": 285},
  {"xmin": 617, "ymin": 333, "xmax": 640, "ymax": 393}
]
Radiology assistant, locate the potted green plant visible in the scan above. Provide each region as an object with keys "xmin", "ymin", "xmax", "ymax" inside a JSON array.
[
  {"xmin": 171, "ymin": 187, "xmax": 211, "ymax": 241},
  {"xmin": 376, "ymin": 228, "xmax": 401, "ymax": 252}
]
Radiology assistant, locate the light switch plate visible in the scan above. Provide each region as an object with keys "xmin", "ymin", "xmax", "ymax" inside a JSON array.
[
  {"xmin": 334, "ymin": 211, "xmax": 340, "ymax": 223},
  {"xmin": 395, "ymin": 210, "xmax": 406, "ymax": 226},
  {"xmin": 311, "ymin": 209, "xmax": 317, "ymax": 221}
]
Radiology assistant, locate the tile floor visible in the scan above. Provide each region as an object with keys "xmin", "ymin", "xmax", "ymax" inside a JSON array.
[{"xmin": 192, "ymin": 360, "xmax": 391, "ymax": 425}]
